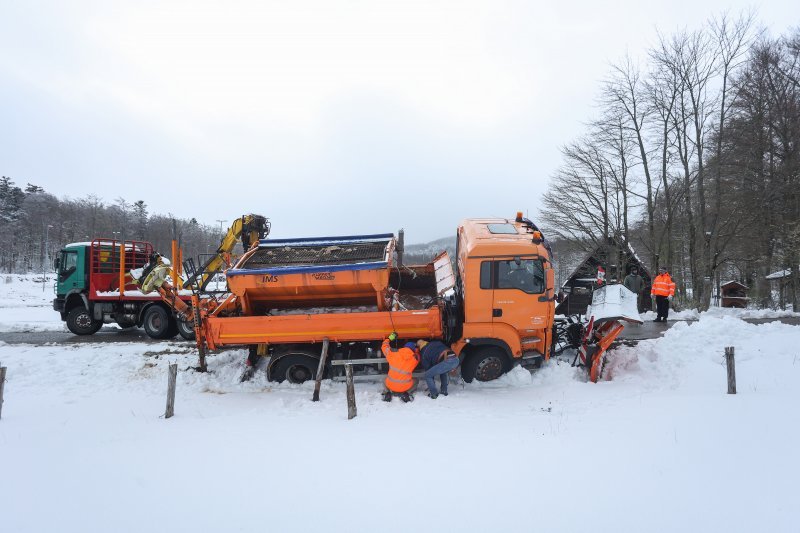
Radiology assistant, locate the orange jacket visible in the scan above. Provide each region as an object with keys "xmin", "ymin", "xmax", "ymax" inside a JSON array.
[
  {"xmin": 651, "ymin": 273, "xmax": 675, "ymax": 297},
  {"xmin": 381, "ymin": 339, "xmax": 419, "ymax": 393}
]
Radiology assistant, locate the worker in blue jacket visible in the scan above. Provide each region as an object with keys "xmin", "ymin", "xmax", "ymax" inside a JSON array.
[{"xmin": 416, "ymin": 339, "xmax": 460, "ymax": 399}]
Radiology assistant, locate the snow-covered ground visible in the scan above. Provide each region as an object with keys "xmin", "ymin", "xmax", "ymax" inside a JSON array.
[
  {"xmin": 641, "ymin": 306, "xmax": 800, "ymax": 321},
  {"xmin": 0, "ymin": 274, "xmax": 65, "ymax": 332},
  {"xmin": 1, "ymin": 274, "xmax": 798, "ymax": 530},
  {"xmin": 1, "ymin": 313, "xmax": 799, "ymax": 532}
]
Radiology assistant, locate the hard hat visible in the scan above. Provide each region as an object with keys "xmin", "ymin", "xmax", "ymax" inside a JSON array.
[{"xmin": 404, "ymin": 342, "xmax": 417, "ymax": 351}]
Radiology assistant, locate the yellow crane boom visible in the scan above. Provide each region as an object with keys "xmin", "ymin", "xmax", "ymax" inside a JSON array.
[{"xmin": 183, "ymin": 214, "xmax": 270, "ymax": 291}]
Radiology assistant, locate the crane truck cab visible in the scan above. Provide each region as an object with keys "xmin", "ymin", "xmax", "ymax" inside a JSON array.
[{"xmin": 452, "ymin": 214, "xmax": 555, "ymax": 381}]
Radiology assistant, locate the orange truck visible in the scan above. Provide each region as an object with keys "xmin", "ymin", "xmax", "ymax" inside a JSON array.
[{"xmin": 192, "ymin": 213, "xmax": 561, "ymax": 383}]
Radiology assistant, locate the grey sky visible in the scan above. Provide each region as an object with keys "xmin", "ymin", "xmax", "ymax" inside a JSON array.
[{"xmin": 2, "ymin": 1, "xmax": 797, "ymax": 242}]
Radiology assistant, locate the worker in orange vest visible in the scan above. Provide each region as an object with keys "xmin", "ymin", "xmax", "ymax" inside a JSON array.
[
  {"xmin": 381, "ymin": 332, "xmax": 420, "ymax": 402},
  {"xmin": 651, "ymin": 266, "xmax": 676, "ymax": 322}
]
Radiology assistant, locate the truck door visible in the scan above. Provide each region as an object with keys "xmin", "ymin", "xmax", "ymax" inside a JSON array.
[
  {"xmin": 57, "ymin": 247, "xmax": 87, "ymax": 293},
  {"xmin": 489, "ymin": 257, "xmax": 547, "ymax": 334}
]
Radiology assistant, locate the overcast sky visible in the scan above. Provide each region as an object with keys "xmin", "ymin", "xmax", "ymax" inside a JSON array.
[{"xmin": 1, "ymin": 1, "xmax": 798, "ymax": 242}]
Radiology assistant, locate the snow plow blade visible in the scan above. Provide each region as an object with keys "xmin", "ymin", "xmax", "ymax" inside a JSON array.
[{"xmin": 579, "ymin": 284, "xmax": 641, "ymax": 382}]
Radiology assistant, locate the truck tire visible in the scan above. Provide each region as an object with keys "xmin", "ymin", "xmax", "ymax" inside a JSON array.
[
  {"xmin": 66, "ymin": 307, "xmax": 102, "ymax": 335},
  {"xmin": 143, "ymin": 305, "xmax": 177, "ymax": 339},
  {"xmin": 270, "ymin": 354, "xmax": 319, "ymax": 384},
  {"xmin": 177, "ymin": 318, "xmax": 195, "ymax": 340},
  {"xmin": 461, "ymin": 347, "xmax": 508, "ymax": 383}
]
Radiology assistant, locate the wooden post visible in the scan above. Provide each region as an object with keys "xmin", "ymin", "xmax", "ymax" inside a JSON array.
[
  {"xmin": 0, "ymin": 366, "xmax": 6, "ymax": 420},
  {"xmin": 345, "ymin": 364, "xmax": 357, "ymax": 420},
  {"xmin": 312, "ymin": 337, "xmax": 330, "ymax": 402},
  {"xmin": 725, "ymin": 346, "xmax": 736, "ymax": 394},
  {"xmin": 165, "ymin": 363, "xmax": 177, "ymax": 418}
]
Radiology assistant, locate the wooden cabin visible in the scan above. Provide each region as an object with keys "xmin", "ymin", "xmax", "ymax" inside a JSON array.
[{"xmin": 720, "ymin": 280, "xmax": 749, "ymax": 308}]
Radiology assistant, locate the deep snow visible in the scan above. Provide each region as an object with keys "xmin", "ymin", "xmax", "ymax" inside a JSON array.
[{"xmin": 1, "ymin": 311, "xmax": 799, "ymax": 532}]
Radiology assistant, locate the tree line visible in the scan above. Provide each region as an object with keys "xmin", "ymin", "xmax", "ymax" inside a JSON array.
[
  {"xmin": 0, "ymin": 177, "xmax": 224, "ymax": 274},
  {"xmin": 542, "ymin": 12, "xmax": 799, "ymax": 310}
]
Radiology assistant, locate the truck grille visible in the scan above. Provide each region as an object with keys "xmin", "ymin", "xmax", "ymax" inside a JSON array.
[{"xmin": 242, "ymin": 242, "xmax": 389, "ymax": 269}]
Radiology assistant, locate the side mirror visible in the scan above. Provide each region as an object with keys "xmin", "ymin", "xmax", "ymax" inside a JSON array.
[
  {"xmin": 538, "ymin": 268, "xmax": 556, "ymax": 302},
  {"xmin": 54, "ymin": 257, "xmax": 60, "ymax": 271}
]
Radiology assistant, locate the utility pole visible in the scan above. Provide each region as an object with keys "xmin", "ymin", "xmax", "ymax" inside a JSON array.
[
  {"xmin": 216, "ymin": 219, "xmax": 227, "ymax": 238},
  {"xmin": 42, "ymin": 224, "xmax": 53, "ymax": 292}
]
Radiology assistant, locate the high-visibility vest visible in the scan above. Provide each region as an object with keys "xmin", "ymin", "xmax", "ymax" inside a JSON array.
[
  {"xmin": 651, "ymin": 273, "xmax": 676, "ymax": 297},
  {"xmin": 381, "ymin": 339, "xmax": 419, "ymax": 392}
]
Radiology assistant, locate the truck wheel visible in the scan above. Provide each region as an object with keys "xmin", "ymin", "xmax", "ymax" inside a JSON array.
[
  {"xmin": 270, "ymin": 354, "xmax": 319, "ymax": 384},
  {"xmin": 177, "ymin": 318, "xmax": 195, "ymax": 340},
  {"xmin": 143, "ymin": 305, "xmax": 177, "ymax": 339},
  {"xmin": 461, "ymin": 347, "xmax": 508, "ymax": 383},
  {"xmin": 66, "ymin": 307, "xmax": 102, "ymax": 335}
]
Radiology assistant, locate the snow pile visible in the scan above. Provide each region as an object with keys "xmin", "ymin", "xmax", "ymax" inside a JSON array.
[
  {"xmin": 1, "ymin": 315, "xmax": 799, "ymax": 532},
  {"xmin": 0, "ymin": 274, "xmax": 64, "ymax": 332},
  {"xmin": 641, "ymin": 305, "xmax": 800, "ymax": 322},
  {"xmin": 606, "ymin": 315, "xmax": 800, "ymax": 390}
]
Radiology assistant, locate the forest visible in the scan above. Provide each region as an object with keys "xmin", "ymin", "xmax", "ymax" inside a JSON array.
[
  {"xmin": 0, "ymin": 179, "xmax": 221, "ymax": 275},
  {"xmin": 543, "ymin": 12, "xmax": 799, "ymax": 310}
]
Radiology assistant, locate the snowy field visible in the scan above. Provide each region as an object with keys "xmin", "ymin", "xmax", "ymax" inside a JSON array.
[
  {"xmin": 0, "ymin": 274, "xmax": 65, "ymax": 332},
  {"xmin": 1, "ymin": 274, "xmax": 799, "ymax": 531},
  {"xmin": 1, "ymin": 311, "xmax": 799, "ymax": 532}
]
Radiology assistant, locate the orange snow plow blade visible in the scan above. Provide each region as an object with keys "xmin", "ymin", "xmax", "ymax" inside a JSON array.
[{"xmin": 578, "ymin": 284, "xmax": 642, "ymax": 382}]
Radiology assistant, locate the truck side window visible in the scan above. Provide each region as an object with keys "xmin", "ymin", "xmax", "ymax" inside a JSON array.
[
  {"xmin": 480, "ymin": 261, "xmax": 492, "ymax": 289},
  {"xmin": 495, "ymin": 259, "xmax": 544, "ymax": 294},
  {"xmin": 59, "ymin": 251, "xmax": 78, "ymax": 281}
]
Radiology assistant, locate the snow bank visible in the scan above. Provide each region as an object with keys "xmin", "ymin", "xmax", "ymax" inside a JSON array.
[{"xmin": 641, "ymin": 305, "xmax": 800, "ymax": 322}]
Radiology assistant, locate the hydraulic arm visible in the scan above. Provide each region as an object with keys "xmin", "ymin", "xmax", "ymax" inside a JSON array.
[{"xmin": 183, "ymin": 214, "xmax": 270, "ymax": 291}]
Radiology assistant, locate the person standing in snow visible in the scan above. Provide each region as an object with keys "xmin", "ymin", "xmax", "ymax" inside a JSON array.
[
  {"xmin": 651, "ymin": 267, "xmax": 676, "ymax": 322},
  {"xmin": 380, "ymin": 333, "xmax": 420, "ymax": 403},
  {"xmin": 623, "ymin": 266, "xmax": 645, "ymax": 312},
  {"xmin": 417, "ymin": 339, "xmax": 460, "ymax": 399}
]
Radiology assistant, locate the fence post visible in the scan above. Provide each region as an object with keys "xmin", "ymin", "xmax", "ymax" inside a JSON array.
[
  {"xmin": 312, "ymin": 338, "xmax": 330, "ymax": 402},
  {"xmin": 725, "ymin": 346, "xmax": 736, "ymax": 395},
  {"xmin": 345, "ymin": 364, "xmax": 357, "ymax": 420},
  {"xmin": 165, "ymin": 363, "xmax": 177, "ymax": 418},
  {"xmin": 0, "ymin": 366, "xmax": 6, "ymax": 420}
]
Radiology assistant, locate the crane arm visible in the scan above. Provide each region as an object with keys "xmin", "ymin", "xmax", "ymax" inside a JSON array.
[{"xmin": 183, "ymin": 214, "xmax": 269, "ymax": 291}]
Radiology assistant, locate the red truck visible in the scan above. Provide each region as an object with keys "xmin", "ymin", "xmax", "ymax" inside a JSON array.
[{"xmin": 53, "ymin": 239, "xmax": 194, "ymax": 339}]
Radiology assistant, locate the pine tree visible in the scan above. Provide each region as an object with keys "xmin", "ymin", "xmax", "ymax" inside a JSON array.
[{"xmin": 132, "ymin": 200, "xmax": 149, "ymax": 239}]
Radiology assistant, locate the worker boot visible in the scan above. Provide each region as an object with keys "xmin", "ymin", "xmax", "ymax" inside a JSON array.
[
  {"xmin": 382, "ymin": 391, "xmax": 392, "ymax": 402},
  {"xmin": 400, "ymin": 392, "xmax": 413, "ymax": 403}
]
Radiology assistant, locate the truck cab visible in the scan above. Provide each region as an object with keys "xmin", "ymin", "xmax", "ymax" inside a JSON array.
[
  {"xmin": 453, "ymin": 215, "xmax": 555, "ymax": 381},
  {"xmin": 53, "ymin": 243, "xmax": 93, "ymax": 330}
]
